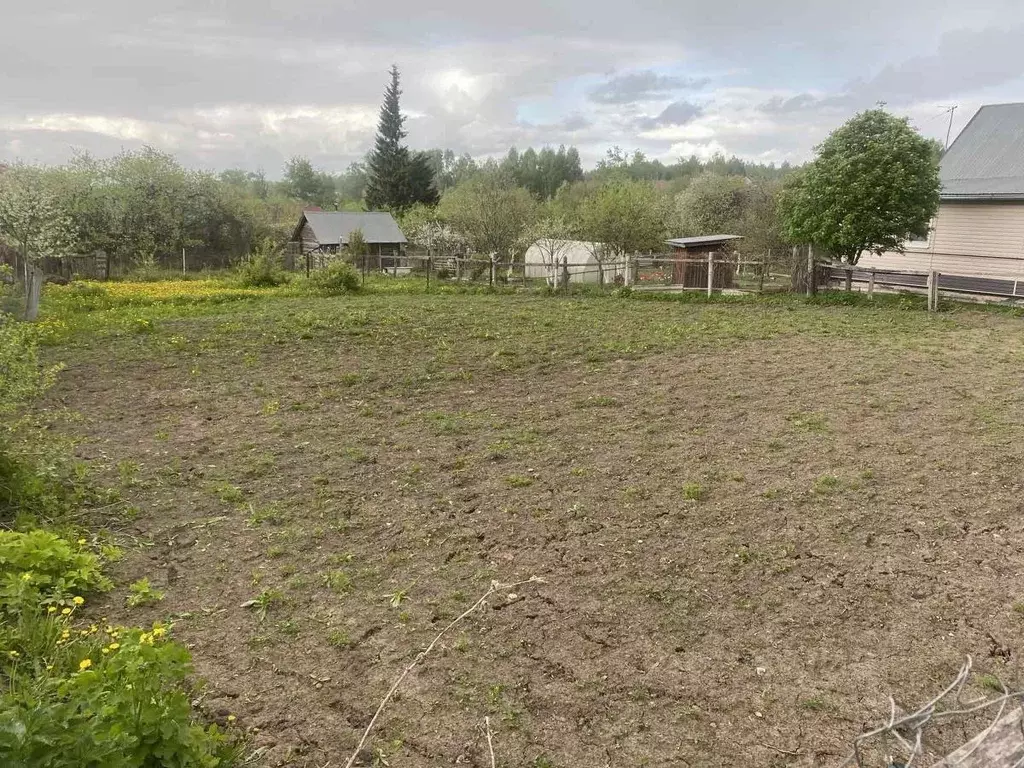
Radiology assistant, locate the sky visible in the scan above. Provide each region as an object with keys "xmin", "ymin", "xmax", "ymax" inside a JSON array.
[{"xmin": 4, "ymin": 1, "xmax": 1024, "ymax": 176}]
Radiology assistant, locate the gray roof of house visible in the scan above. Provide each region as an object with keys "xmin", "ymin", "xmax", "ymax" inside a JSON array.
[
  {"xmin": 300, "ymin": 211, "xmax": 407, "ymax": 244},
  {"xmin": 941, "ymin": 103, "xmax": 1024, "ymax": 200},
  {"xmin": 665, "ymin": 234, "xmax": 743, "ymax": 248}
]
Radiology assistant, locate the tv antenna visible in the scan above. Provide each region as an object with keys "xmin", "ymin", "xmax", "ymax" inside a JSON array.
[{"xmin": 940, "ymin": 105, "xmax": 958, "ymax": 150}]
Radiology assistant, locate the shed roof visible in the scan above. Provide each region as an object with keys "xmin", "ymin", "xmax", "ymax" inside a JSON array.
[
  {"xmin": 665, "ymin": 234, "xmax": 743, "ymax": 249},
  {"xmin": 295, "ymin": 211, "xmax": 407, "ymax": 245},
  {"xmin": 941, "ymin": 103, "xmax": 1024, "ymax": 200}
]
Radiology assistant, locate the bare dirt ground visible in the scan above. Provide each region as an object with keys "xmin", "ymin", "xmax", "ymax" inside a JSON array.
[{"xmin": 43, "ymin": 293, "xmax": 1024, "ymax": 767}]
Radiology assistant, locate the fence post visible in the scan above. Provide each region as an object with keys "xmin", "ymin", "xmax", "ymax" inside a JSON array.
[
  {"xmin": 489, "ymin": 255, "xmax": 495, "ymax": 287},
  {"xmin": 928, "ymin": 270, "xmax": 940, "ymax": 312},
  {"xmin": 868, "ymin": 271, "xmax": 875, "ymax": 299},
  {"xmin": 707, "ymin": 251, "xmax": 714, "ymax": 297},
  {"xmin": 805, "ymin": 245, "xmax": 813, "ymax": 296},
  {"xmin": 845, "ymin": 267, "xmax": 853, "ymax": 292},
  {"xmin": 426, "ymin": 254, "xmax": 431, "ymax": 290}
]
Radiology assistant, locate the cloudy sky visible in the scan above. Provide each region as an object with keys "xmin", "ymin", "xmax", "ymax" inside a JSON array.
[{"xmin": 4, "ymin": 1, "xmax": 1024, "ymax": 176}]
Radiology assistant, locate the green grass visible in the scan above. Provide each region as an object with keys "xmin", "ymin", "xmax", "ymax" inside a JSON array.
[{"xmin": 681, "ymin": 482, "xmax": 705, "ymax": 501}]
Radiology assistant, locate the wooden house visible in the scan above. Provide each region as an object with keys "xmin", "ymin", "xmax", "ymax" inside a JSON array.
[
  {"xmin": 860, "ymin": 103, "xmax": 1024, "ymax": 279},
  {"xmin": 665, "ymin": 234, "xmax": 743, "ymax": 288},
  {"xmin": 288, "ymin": 211, "xmax": 408, "ymax": 270}
]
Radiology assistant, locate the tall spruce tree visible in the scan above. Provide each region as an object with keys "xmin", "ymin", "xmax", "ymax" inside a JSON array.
[{"xmin": 364, "ymin": 65, "xmax": 437, "ymax": 211}]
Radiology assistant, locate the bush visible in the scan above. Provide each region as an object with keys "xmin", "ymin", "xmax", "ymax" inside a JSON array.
[
  {"xmin": 308, "ymin": 261, "xmax": 361, "ymax": 296},
  {"xmin": 0, "ymin": 530, "xmax": 111, "ymax": 614},
  {"xmin": 0, "ymin": 617, "xmax": 239, "ymax": 768},
  {"xmin": 236, "ymin": 252, "xmax": 288, "ymax": 289}
]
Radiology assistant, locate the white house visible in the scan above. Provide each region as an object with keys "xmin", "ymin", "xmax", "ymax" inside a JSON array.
[
  {"xmin": 861, "ymin": 103, "xmax": 1024, "ymax": 279},
  {"xmin": 523, "ymin": 239, "xmax": 625, "ymax": 285}
]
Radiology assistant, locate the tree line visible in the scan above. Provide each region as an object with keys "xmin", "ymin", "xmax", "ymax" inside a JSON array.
[{"xmin": 0, "ymin": 61, "xmax": 939, "ymax": 284}]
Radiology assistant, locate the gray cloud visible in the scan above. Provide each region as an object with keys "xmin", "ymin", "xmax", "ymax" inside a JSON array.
[
  {"xmin": 636, "ymin": 100, "xmax": 704, "ymax": 130},
  {"xmin": 589, "ymin": 71, "xmax": 710, "ymax": 105},
  {"xmin": 2, "ymin": 2, "xmax": 1024, "ymax": 172}
]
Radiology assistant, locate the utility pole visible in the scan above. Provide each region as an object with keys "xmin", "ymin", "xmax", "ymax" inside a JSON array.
[{"xmin": 942, "ymin": 105, "xmax": 958, "ymax": 151}]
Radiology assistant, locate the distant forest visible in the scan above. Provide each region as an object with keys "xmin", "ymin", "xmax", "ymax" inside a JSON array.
[{"xmin": 248, "ymin": 144, "xmax": 796, "ymax": 211}]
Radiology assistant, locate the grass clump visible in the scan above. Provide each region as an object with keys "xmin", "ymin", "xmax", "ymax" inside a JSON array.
[
  {"xmin": 681, "ymin": 482, "xmax": 705, "ymax": 501},
  {"xmin": 505, "ymin": 474, "xmax": 534, "ymax": 489}
]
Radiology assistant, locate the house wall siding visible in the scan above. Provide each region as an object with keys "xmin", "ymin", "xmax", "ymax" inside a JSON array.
[{"xmin": 862, "ymin": 201, "xmax": 1024, "ymax": 278}]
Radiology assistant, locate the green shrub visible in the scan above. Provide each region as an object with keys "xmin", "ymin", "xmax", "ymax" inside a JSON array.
[
  {"xmin": 308, "ymin": 261, "xmax": 361, "ymax": 296},
  {"xmin": 236, "ymin": 251, "xmax": 288, "ymax": 289},
  {"xmin": 0, "ymin": 530, "xmax": 111, "ymax": 614},
  {"xmin": 0, "ymin": 618, "xmax": 239, "ymax": 768}
]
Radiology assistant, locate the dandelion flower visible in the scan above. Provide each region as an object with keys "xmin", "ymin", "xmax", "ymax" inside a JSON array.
[
  {"xmin": 72, "ymin": 596, "xmax": 84, "ymax": 606},
  {"xmin": 108, "ymin": 643, "xmax": 120, "ymax": 650},
  {"xmin": 61, "ymin": 608, "xmax": 71, "ymax": 616},
  {"xmin": 20, "ymin": 572, "xmax": 32, "ymax": 581},
  {"xmin": 78, "ymin": 659, "xmax": 92, "ymax": 671},
  {"xmin": 47, "ymin": 606, "xmax": 57, "ymax": 614},
  {"xmin": 227, "ymin": 715, "xmax": 237, "ymax": 724},
  {"xmin": 77, "ymin": 538, "xmax": 87, "ymax": 545},
  {"xmin": 8, "ymin": 650, "xmax": 19, "ymax": 659}
]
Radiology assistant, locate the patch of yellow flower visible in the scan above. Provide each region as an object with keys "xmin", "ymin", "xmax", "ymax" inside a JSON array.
[{"xmin": 73, "ymin": 279, "xmax": 278, "ymax": 305}]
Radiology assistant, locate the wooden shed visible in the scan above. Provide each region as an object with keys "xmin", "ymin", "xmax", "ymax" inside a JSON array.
[
  {"xmin": 288, "ymin": 210, "xmax": 408, "ymax": 270},
  {"xmin": 665, "ymin": 234, "xmax": 743, "ymax": 288}
]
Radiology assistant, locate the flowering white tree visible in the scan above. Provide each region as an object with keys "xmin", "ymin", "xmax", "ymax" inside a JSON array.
[{"xmin": 0, "ymin": 164, "xmax": 74, "ymax": 318}]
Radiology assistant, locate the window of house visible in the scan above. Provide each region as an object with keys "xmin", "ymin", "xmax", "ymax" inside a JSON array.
[{"xmin": 905, "ymin": 220, "xmax": 935, "ymax": 249}]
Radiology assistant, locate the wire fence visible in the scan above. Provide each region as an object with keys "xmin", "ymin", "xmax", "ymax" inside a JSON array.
[{"xmin": 330, "ymin": 250, "xmax": 797, "ymax": 295}]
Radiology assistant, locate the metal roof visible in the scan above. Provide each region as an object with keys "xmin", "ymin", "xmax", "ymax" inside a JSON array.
[
  {"xmin": 665, "ymin": 234, "xmax": 743, "ymax": 249},
  {"xmin": 941, "ymin": 103, "xmax": 1024, "ymax": 200},
  {"xmin": 299, "ymin": 211, "xmax": 408, "ymax": 244}
]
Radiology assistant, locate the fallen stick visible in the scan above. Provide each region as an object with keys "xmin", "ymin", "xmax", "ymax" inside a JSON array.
[
  {"xmin": 343, "ymin": 576, "xmax": 544, "ymax": 768},
  {"xmin": 485, "ymin": 716, "xmax": 496, "ymax": 768}
]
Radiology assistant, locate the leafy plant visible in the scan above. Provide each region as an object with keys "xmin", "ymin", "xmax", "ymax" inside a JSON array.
[
  {"xmin": 308, "ymin": 261, "xmax": 361, "ymax": 296},
  {"xmin": 0, "ymin": 530, "xmax": 111, "ymax": 613},
  {"xmin": 0, "ymin": 619, "xmax": 240, "ymax": 767},
  {"xmin": 386, "ymin": 588, "xmax": 410, "ymax": 608},
  {"xmin": 237, "ymin": 240, "xmax": 288, "ymax": 288},
  {"xmin": 126, "ymin": 577, "xmax": 165, "ymax": 608},
  {"xmin": 250, "ymin": 589, "xmax": 283, "ymax": 621}
]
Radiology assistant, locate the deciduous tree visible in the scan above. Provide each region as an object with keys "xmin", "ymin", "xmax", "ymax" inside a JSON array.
[
  {"xmin": 579, "ymin": 180, "xmax": 666, "ymax": 283},
  {"xmin": 779, "ymin": 109, "xmax": 940, "ymax": 264},
  {"xmin": 438, "ymin": 171, "xmax": 537, "ymax": 263}
]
